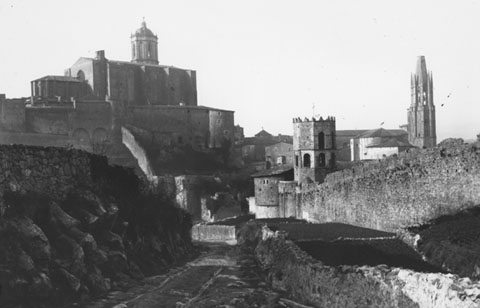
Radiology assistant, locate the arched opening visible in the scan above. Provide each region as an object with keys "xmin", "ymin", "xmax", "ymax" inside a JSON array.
[
  {"xmin": 93, "ymin": 127, "xmax": 108, "ymax": 143},
  {"xmin": 303, "ymin": 153, "xmax": 311, "ymax": 168},
  {"xmin": 319, "ymin": 153, "xmax": 326, "ymax": 167},
  {"xmin": 73, "ymin": 128, "xmax": 90, "ymax": 143},
  {"xmin": 76, "ymin": 70, "xmax": 85, "ymax": 81},
  {"xmin": 318, "ymin": 132, "xmax": 325, "ymax": 149}
]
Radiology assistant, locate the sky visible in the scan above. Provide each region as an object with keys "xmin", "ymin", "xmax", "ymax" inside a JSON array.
[{"xmin": 0, "ymin": 0, "xmax": 479, "ymax": 141}]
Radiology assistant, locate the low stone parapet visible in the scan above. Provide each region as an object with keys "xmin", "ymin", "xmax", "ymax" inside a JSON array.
[
  {"xmin": 191, "ymin": 224, "xmax": 237, "ymax": 244},
  {"xmin": 248, "ymin": 223, "xmax": 480, "ymax": 308}
]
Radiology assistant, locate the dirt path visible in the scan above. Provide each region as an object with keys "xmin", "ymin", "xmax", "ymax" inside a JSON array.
[{"xmin": 79, "ymin": 243, "xmax": 309, "ymax": 308}]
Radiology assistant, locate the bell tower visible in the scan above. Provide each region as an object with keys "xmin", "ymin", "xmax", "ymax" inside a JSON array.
[
  {"xmin": 293, "ymin": 116, "xmax": 336, "ymax": 184},
  {"xmin": 407, "ymin": 56, "xmax": 436, "ymax": 148},
  {"xmin": 131, "ymin": 19, "xmax": 159, "ymax": 65}
]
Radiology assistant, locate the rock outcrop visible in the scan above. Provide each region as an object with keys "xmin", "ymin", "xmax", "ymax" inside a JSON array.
[{"xmin": 0, "ymin": 145, "xmax": 194, "ymax": 307}]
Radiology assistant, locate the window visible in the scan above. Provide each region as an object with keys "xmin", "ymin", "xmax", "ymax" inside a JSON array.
[
  {"xmin": 295, "ymin": 155, "xmax": 299, "ymax": 167},
  {"xmin": 318, "ymin": 132, "xmax": 325, "ymax": 149},
  {"xmin": 319, "ymin": 153, "xmax": 326, "ymax": 167},
  {"xmin": 303, "ymin": 153, "xmax": 311, "ymax": 168}
]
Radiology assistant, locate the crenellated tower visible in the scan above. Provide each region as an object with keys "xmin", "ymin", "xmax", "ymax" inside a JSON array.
[
  {"xmin": 408, "ymin": 56, "xmax": 436, "ymax": 148},
  {"xmin": 293, "ymin": 116, "xmax": 336, "ymax": 184},
  {"xmin": 131, "ymin": 19, "xmax": 159, "ymax": 65}
]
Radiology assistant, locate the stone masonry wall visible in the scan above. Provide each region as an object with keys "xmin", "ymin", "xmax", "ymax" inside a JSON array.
[
  {"xmin": 0, "ymin": 144, "xmax": 94, "ymax": 203},
  {"xmin": 298, "ymin": 140, "xmax": 480, "ymax": 232},
  {"xmin": 248, "ymin": 224, "xmax": 480, "ymax": 308}
]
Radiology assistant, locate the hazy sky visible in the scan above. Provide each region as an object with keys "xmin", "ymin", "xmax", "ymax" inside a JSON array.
[{"xmin": 1, "ymin": 0, "xmax": 479, "ymax": 141}]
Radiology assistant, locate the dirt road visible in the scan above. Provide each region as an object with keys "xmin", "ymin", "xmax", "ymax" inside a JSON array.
[{"xmin": 80, "ymin": 243, "xmax": 308, "ymax": 308}]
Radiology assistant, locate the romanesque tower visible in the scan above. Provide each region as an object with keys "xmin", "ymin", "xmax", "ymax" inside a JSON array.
[
  {"xmin": 131, "ymin": 19, "xmax": 159, "ymax": 65},
  {"xmin": 293, "ymin": 116, "xmax": 336, "ymax": 184},
  {"xmin": 408, "ymin": 56, "xmax": 436, "ymax": 148}
]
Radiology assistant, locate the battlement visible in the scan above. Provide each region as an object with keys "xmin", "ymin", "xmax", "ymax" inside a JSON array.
[{"xmin": 293, "ymin": 116, "xmax": 335, "ymax": 123}]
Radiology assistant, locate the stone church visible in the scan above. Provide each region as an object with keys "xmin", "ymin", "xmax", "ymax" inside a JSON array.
[{"xmin": 0, "ymin": 20, "xmax": 235, "ymax": 174}]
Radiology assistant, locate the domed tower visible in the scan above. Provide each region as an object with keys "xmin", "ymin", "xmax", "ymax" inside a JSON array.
[
  {"xmin": 293, "ymin": 116, "xmax": 336, "ymax": 184},
  {"xmin": 131, "ymin": 19, "xmax": 159, "ymax": 65}
]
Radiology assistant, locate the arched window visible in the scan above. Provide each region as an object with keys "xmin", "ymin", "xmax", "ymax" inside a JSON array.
[
  {"xmin": 295, "ymin": 155, "xmax": 299, "ymax": 167},
  {"xmin": 303, "ymin": 153, "xmax": 311, "ymax": 168},
  {"xmin": 76, "ymin": 70, "xmax": 85, "ymax": 81},
  {"xmin": 318, "ymin": 132, "xmax": 325, "ymax": 149},
  {"xmin": 319, "ymin": 153, "xmax": 326, "ymax": 167}
]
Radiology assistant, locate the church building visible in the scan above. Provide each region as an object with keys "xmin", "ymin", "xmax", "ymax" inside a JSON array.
[{"xmin": 0, "ymin": 20, "xmax": 235, "ymax": 174}]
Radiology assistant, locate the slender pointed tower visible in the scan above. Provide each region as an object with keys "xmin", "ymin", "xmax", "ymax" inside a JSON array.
[{"xmin": 407, "ymin": 56, "xmax": 436, "ymax": 148}]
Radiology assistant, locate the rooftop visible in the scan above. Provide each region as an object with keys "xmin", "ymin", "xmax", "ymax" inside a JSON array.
[
  {"xmin": 358, "ymin": 128, "xmax": 407, "ymax": 138},
  {"xmin": 251, "ymin": 165, "xmax": 293, "ymax": 178},
  {"xmin": 33, "ymin": 75, "xmax": 84, "ymax": 83}
]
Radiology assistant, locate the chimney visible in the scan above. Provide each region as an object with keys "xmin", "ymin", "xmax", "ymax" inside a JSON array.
[{"xmin": 95, "ymin": 50, "xmax": 106, "ymax": 60}]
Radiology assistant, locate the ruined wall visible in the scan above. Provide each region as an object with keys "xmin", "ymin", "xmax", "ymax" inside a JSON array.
[
  {"xmin": 298, "ymin": 140, "xmax": 480, "ymax": 232},
  {"xmin": 175, "ymin": 175, "xmax": 216, "ymax": 222},
  {"xmin": 247, "ymin": 224, "xmax": 480, "ymax": 308}
]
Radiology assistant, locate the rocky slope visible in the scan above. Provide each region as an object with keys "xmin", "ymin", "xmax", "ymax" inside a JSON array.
[{"xmin": 0, "ymin": 145, "xmax": 194, "ymax": 307}]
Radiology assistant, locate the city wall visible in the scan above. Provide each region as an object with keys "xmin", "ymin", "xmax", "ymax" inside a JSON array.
[
  {"xmin": 298, "ymin": 140, "xmax": 480, "ymax": 232},
  {"xmin": 0, "ymin": 144, "xmax": 99, "ymax": 203},
  {"xmin": 248, "ymin": 224, "xmax": 480, "ymax": 308}
]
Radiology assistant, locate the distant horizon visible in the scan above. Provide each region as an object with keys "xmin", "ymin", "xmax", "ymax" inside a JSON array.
[{"xmin": 1, "ymin": 0, "xmax": 479, "ymax": 141}]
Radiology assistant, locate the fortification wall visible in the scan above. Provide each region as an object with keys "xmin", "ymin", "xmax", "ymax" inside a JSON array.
[
  {"xmin": 0, "ymin": 97, "xmax": 26, "ymax": 132},
  {"xmin": 248, "ymin": 224, "xmax": 480, "ymax": 308},
  {"xmin": 0, "ymin": 144, "xmax": 97, "ymax": 203},
  {"xmin": 209, "ymin": 109, "xmax": 234, "ymax": 149},
  {"xmin": 298, "ymin": 140, "xmax": 480, "ymax": 232}
]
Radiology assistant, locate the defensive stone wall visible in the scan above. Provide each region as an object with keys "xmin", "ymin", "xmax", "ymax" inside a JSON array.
[
  {"xmin": 0, "ymin": 144, "xmax": 95, "ymax": 203},
  {"xmin": 0, "ymin": 96, "xmax": 26, "ymax": 132},
  {"xmin": 247, "ymin": 224, "xmax": 480, "ymax": 308},
  {"xmin": 0, "ymin": 144, "xmax": 194, "ymax": 307},
  {"xmin": 298, "ymin": 140, "xmax": 480, "ymax": 232}
]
